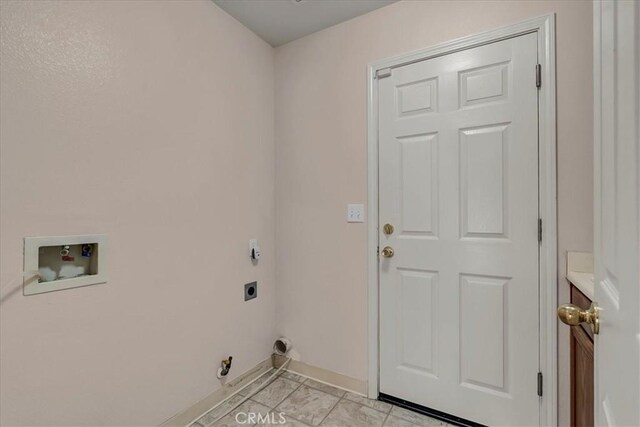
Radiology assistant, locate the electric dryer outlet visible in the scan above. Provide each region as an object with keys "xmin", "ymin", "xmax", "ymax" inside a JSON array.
[{"xmin": 244, "ymin": 281, "xmax": 257, "ymax": 301}]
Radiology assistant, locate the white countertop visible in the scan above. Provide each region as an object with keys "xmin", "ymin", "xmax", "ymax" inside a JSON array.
[
  {"xmin": 567, "ymin": 270, "xmax": 595, "ymax": 301},
  {"xmin": 566, "ymin": 251, "xmax": 595, "ymax": 300}
]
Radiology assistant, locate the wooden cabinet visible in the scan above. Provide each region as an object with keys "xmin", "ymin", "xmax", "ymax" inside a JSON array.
[{"xmin": 570, "ymin": 285, "xmax": 594, "ymax": 427}]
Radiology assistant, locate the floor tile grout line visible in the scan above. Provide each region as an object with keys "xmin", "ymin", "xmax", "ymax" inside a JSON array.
[
  {"xmin": 266, "ymin": 374, "xmax": 316, "ymax": 426},
  {"xmin": 281, "ymin": 412, "xmax": 315, "ymax": 427},
  {"xmin": 264, "ymin": 377, "xmax": 304, "ymax": 411},
  {"xmin": 206, "ymin": 370, "xmax": 408, "ymax": 427},
  {"xmin": 299, "ymin": 379, "xmax": 347, "ymax": 400},
  {"xmin": 194, "ymin": 369, "xmax": 302, "ymax": 427},
  {"xmin": 381, "ymin": 411, "xmax": 391, "ymax": 427},
  {"xmin": 334, "ymin": 396, "xmax": 392, "ymax": 427},
  {"xmin": 278, "ymin": 372, "xmax": 393, "ymax": 426},
  {"xmin": 287, "ymin": 413, "xmax": 319, "ymax": 427},
  {"xmin": 198, "ymin": 369, "xmax": 277, "ymax": 426},
  {"xmin": 277, "ymin": 381, "xmax": 340, "ymax": 426},
  {"xmin": 202, "ymin": 367, "xmax": 289, "ymax": 427},
  {"xmin": 283, "ymin": 369, "xmax": 355, "ymax": 401},
  {"xmin": 255, "ymin": 373, "xmax": 291, "ymax": 406},
  {"xmin": 390, "ymin": 407, "xmax": 450, "ymax": 427},
  {"xmin": 341, "ymin": 394, "xmax": 393, "ymax": 416},
  {"xmin": 316, "ymin": 395, "xmax": 344, "ymax": 426}
]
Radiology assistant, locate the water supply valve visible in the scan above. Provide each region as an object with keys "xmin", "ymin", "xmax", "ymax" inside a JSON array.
[{"xmin": 216, "ymin": 356, "xmax": 233, "ymax": 379}]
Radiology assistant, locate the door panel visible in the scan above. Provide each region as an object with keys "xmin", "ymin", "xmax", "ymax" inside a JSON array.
[
  {"xmin": 460, "ymin": 124, "xmax": 509, "ymax": 238},
  {"xmin": 379, "ymin": 33, "xmax": 539, "ymax": 426},
  {"xmin": 397, "ymin": 269, "xmax": 438, "ymax": 377},
  {"xmin": 460, "ymin": 274, "xmax": 509, "ymax": 394},
  {"xmin": 399, "ymin": 133, "xmax": 438, "ymax": 235},
  {"xmin": 593, "ymin": 1, "xmax": 640, "ymax": 426}
]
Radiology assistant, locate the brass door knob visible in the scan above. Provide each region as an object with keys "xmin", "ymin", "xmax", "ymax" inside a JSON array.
[
  {"xmin": 380, "ymin": 246, "xmax": 394, "ymax": 258},
  {"xmin": 383, "ymin": 224, "xmax": 394, "ymax": 235},
  {"xmin": 557, "ymin": 302, "xmax": 600, "ymax": 334}
]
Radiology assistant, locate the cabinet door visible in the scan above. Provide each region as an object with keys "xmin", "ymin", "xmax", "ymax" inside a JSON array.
[
  {"xmin": 571, "ymin": 286, "xmax": 594, "ymax": 340},
  {"xmin": 571, "ymin": 323, "xmax": 594, "ymax": 427}
]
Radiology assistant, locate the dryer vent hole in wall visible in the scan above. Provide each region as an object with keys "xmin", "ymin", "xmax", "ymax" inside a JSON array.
[{"xmin": 244, "ymin": 281, "xmax": 257, "ymax": 301}]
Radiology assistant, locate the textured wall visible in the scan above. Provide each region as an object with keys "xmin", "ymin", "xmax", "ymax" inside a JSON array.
[
  {"xmin": 0, "ymin": 1, "xmax": 594, "ymax": 425},
  {"xmin": 274, "ymin": 2, "xmax": 593, "ymax": 426},
  {"xmin": 0, "ymin": 1, "xmax": 275, "ymax": 425}
]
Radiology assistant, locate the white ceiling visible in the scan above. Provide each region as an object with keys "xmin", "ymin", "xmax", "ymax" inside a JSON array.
[{"xmin": 213, "ymin": 0, "xmax": 398, "ymax": 47}]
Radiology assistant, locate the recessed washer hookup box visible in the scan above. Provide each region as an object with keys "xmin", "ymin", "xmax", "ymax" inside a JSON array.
[{"xmin": 23, "ymin": 234, "xmax": 107, "ymax": 296}]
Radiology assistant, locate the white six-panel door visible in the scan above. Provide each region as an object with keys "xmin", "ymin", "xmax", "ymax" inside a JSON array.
[
  {"xmin": 593, "ymin": 1, "xmax": 640, "ymax": 426},
  {"xmin": 378, "ymin": 33, "xmax": 540, "ymax": 426}
]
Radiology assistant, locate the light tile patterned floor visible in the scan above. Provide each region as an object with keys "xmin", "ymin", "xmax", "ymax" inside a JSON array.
[{"xmin": 192, "ymin": 369, "xmax": 454, "ymax": 427}]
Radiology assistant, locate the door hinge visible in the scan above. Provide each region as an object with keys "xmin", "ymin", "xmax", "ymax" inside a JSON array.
[
  {"xmin": 536, "ymin": 64, "xmax": 542, "ymax": 88},
  {"xmin": 537, "ymin": 372, "xmax": 543, "ymax": 397},
  {"xmin": 538, "ymin": 218, "xmax": 543, "ymax": 243},
  {"xmin": 376, "ymin": 68, "xmax": 392, "ymax": 79}
]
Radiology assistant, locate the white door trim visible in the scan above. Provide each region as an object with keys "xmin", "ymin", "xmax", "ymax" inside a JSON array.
[{"xmin": 367, "ymin": 14, "xmax": 557, "ymax": 426}]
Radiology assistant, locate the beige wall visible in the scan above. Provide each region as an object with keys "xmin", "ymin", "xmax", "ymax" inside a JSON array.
[
  {"xmin": 0, "ymin": 1, "xmax": 593, "ymax": 424},
  {"xmin": 0, "ymin": 1, "xmax": 275, "ymax": 425},
  {"xmin": 274, "ymin": 2, "xmax": 593, "ymax": 426}
]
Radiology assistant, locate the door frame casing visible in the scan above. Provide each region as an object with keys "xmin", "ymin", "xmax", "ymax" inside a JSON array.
[{"xmin": 366, "ymin": 14, "xmax": 557, "ymax": 426}]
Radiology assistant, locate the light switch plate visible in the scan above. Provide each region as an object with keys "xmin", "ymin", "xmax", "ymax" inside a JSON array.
[{"xmin": 347, "ymin": 204, "xmax": 365, "ymax": 223}]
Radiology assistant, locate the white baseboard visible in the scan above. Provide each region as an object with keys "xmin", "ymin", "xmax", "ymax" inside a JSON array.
[
  {"xmin": 272, "ymin": 354, "xmax": 367, "ymax": 396},
  {"xmin": 160, "ymin": 358, "xmax": 273, "ymax": 427}
]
